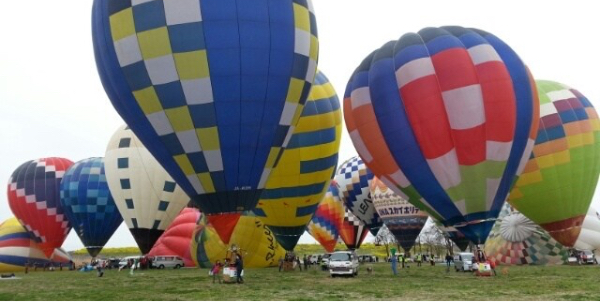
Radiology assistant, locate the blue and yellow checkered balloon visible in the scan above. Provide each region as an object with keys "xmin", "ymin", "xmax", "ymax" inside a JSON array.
[
  {"xmin": 254, "ymin": 70, "xmax": 341, "ymax": 251},
  {"xmin": 93, "ymin": 0, "xmax": 319, "ymax": 242}
]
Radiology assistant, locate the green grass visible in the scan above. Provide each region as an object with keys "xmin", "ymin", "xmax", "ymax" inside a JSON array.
[{"xmin": 1, "ymin": 264, "xmax": 599, "ymax": 300}]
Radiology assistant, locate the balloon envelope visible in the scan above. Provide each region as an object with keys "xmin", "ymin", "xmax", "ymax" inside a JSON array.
[
  {"xmin": 254, "ymin": 70, "xmax": 342, "ymax": 251},
  {"xmin": 344, "ymin": 26, "xmax": 539, "ymax": 244},
  {"xmin": 371, "ymin": 177, "xmax": 428, "ymax": 252},
  {"xmin": 485, "ymin": 203, "xmax": 568, "ymax": 265},
  {"xmin": 60, "ymin": 157, "xmax": 123, "ymax": 257},
  {"xmin": 7, "ymin": 157, "xmax": 74, "ymax": 256},
  {"xmin": 105, "ymin": 125, "xmax": 190, "ymax": 254},
  {"xmin": 148, "ymin": 208, "xmax": 201, "ymax": 267},
  {"xmin": 92, "ymin": 0, "xmax": 319, "ymax": 243},
  {"xmin": 574, "ymin": 205, "xmax": 600, "ymax": 251},
  {"xmin": 0, "ymin": 218, "xmax": 49, "ymax": 273},
  {"xmin": 307, "ymin": 184, "xmax": 345, "ymax": 253},
  {"xmin": 508, "ymin": 80, "xmax": 600, "ymax": 247},
  {"xmin": 190, "ymin": 212, "xmax": 286, "ymax": 268},
  {"xmin": 334, "ymin": 156, "xmax": 381, "ymax": 234}
]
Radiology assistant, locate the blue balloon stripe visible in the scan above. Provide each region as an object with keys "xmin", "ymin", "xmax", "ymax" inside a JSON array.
[
  {"xmin": 260, "ymin": 182, "xmax": 326, "ymax": 200},
  {"xmin": 0, "ymin": 232, "xmax": 31, "ymax": 241},
  {"xmin": 0, "ymin": 255, "xmax": 49, "ymax": 267},
  {"xmin": 296, "ymin": 203, "xmax": 320, "ymax": 217},
  {"xmin": 286, "ymin": 128, "xmax": 337, "ymax": 149},
  {"xmin": 300, "ymin": 153, "xmax": 338, "ymax": 174}
]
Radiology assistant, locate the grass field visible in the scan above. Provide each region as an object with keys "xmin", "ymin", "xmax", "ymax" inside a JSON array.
[{"xmin": 1, "ymin": 263, "xmax": 599, "ymax": 300}]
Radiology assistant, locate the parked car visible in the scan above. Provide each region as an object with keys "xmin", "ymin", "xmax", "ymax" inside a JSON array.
[
  {"xmin": 320, "ymin": 253, "xmax": 332, "ymax": 269},
  {"xmin": 118, "ymin": 256, "xmax": 140, "ymax": 269},
  {"xmin": 106, "ymin": 258, "xmax": 121, "ymax": 269},
  {"xmin": 454, "ymin": 252, "xmax": 474, "ymax": 272},
  {"xmin": 308, "ymin": 254, "xmax": 321, "ymax": 264},
  {"xmin": 579, "ymin": 250, "xmax": 598, "ymax": 265},
  {"xmin": 151, "ymin": 255, "xmax": 184, "ymax": 269},
  {"xmin": 328, "ymin": 251, "xmax": 359, "ymax": 277},
  {"xmin": 358, "ymin": 255, "xmax": 376, "ymax": 263}
]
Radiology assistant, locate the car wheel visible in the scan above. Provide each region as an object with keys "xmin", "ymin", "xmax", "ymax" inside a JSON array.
[
  {"xmin": 159, "ymin": 264, "xmax": 165, "ymax": 269},
  {"xmin": 354, "ymin": 269, "xmax": 358, "ymax": 276},
  {"xmin": 460, "ymin": 266, "xmax": 464, "ymax": 272},
  {"xmin": 455, "ymin": 267, "xmax": 458, "ymax": 272},
  {"xmin": 175, "ymin": 264, "xmax": 181, "ymax": 269},
  {"xmin": 331, "ymin": 274, "xmax": 336, "ymax": 278}
]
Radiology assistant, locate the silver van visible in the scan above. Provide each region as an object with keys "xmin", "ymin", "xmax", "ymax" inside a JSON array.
[
  {"xmin": 152, "ymin": 255, "xmax": 184, "ymax": 269},
  {"xmin": 454, "ymin": 252, "xmax": 474, "ymax": 272},
  {"xmin": 329, "ymin": 251, "xmax": 359, "ymax": 277}
]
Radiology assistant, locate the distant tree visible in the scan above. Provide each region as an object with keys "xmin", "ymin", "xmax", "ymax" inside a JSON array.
[
  {"xmin": 417, "ymin": 223, "xmax": 447, "ymax": 258},
  {"xmin": 374, "ymin": 225, "xmax": 396, "ymax": 259}
]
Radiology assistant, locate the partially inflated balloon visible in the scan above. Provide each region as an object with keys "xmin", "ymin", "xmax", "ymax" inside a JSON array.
[
  {"xmin": 485, "ymin": 203, "xmax": 568, "ymax": 265},
  {"xmin": 0, "ymin": 218, "xmax": 49, "ymax": 272},
  {"xmin": 345, "ymin": 26, "xmax": 539, "ymax": 244},
  {"xmin": 105, "ymin": 126, "xmax": 190, "ymax": 254},
  {"xmin": 148, "ymin": 208, "xmax": 201, "ymax": 267},
  {"xmin": 7, "ymin": 158, "xmax": 74, "ymax": 256},
  {"xmin": 371, "ymin": 177, "xmax": 427, "ymax": 252},
  {"xmin": 334, "ymin": 156, "xmax": 381, "ymax": 235},
  {"xmin": 93, "ymin": 0, "xmax": 319, "ymax": 243},
  {"xmin": 307, "ymin": 183, "xmax": 345, "ymax": 253},
  {"xmin": 574, "ymin": 205, "xmax": 600, "ymax": 251},
  {"xmin": 254, "ymin": 70, "xmax": 341, "ymax": 250},
  {"xmin": 190, "ymin": 212, "xmax": 286, "ymax": 268},
  {"xmin": 440, "ymin": 225, "xmax": 471, "ymax": 252},
  {"xmin": 508, "ymin": 80, "xmax": 600, "ymax": 247},
  {"xmin": 60, "ymin": 158, "xmax": 123, "ymax": 257}
]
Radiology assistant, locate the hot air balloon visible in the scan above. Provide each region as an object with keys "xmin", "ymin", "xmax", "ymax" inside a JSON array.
[
  {"xmin": 371, "ymin": 177, "xmax": 428, "ymax": 253},
  {"xmin": 7, "ymin": 157, "xmax": 74, "ymax": 256},
  {"xmin": 92, "ymin": 0, "xmax": 319, "ymax": 243},
  {"xmin": 60, "ymin": 158, "xmax": 123, "ymax": 257},
  {"xmin": 344, "ymin": 26, "xmax": 539, "ymax": 244},
  {"xmin": 325, "ymin": 181, "xmax": 369, "ymax": 250},
  {"xmin": 307, "ymin": 183, "xmax": 345, "ymax": 253},
  {"xmin": 49, "ymin": 247, "xmax": 73, "ymax": 267},
  {"xmin": 574, "ymin": 205, "xmax": 600, "ymax": 252},
  {"xmin": 148, "ymin": 208, "xmax": 201, "ymax": 267},
  {"xmin": 508, "ymin": 80, "xmax": 600, "ymax": 247},
  {"xmin": 105, "ymin": 125, "xmax": 190, "ymax": 254},
  {"xmin": 254, "ymin": 70, "xmax": 342, "ymax": 251},
  {"xmin": 485, "ymin": 203, "xmax": 568, "ymax": 265},
  {"xmin": 190, "ymin": 212, "xmax": 286, "ymax": 268},
  {"xmin": 334, "ymin": 156, "xmax": 381, "ymax": 235},
  {"xmin": 438, "ymin": 224, "xmax": 471, "ymax": 252},
  {"xmin": 0, "ymin": 218, "xmax": 49, "ymax": 272}
]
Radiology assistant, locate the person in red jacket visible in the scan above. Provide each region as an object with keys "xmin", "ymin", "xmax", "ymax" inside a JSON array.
[{"xmin": 211, "ymin": 260, "xmax": 222, "ymax": 284}]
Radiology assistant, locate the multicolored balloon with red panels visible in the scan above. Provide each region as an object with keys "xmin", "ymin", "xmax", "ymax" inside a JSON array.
[
  {"xmin": 7, "ymin": 157, "xmax": 74, "ymax": 256},
  {"xmin": 344, "ymin": 26, "xmax": 539, "ymax": 244}
]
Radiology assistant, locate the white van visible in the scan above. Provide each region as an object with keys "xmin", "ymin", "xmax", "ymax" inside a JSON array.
[
  {"xmin": 152, "ymin": 255, "xmax": 184, "ymax": 269},
  {"xmin": 328, "ymin": 251, "xmax": 359, "ymax": 277},
  {"xmin": 454, "ymin": 252, "xmax": 474, "ymax": 272},
  {"xmin": 118, "ymin": 256, "xmax": 141, "ymax": 269}
]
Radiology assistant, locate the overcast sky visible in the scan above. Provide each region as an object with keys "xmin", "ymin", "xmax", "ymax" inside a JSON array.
[{"xmin": 1, "ymin": 1, "xmax": 598, "ymax": 251}]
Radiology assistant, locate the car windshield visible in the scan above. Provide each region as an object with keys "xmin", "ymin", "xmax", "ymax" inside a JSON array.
[
  {"xmin": 330, "ymin": 253, "xmax": 351, "ymax": 261},
  {"xmin": 461, "ymin": 254, "xmax": 474, "ymax": 261}
]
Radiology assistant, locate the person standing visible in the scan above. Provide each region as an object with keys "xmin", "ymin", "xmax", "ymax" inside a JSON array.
[
  {"xmin": 278, "ymin": 256, "xmax": 283, "ymax": 272},
  {"xmin": 390, "ymin": 248, "xmax": 398, "ymax": 276},
  {"xmin": 235, "ymin": 254, "xmax": 244, "ymax": 284},
  {"xmin": 445, "ymin": 253, "xmax": 453, "ymax": 272},
  {"xmin": 211, "ymin": 260, "xmax": 222, "ymax": 283}
]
